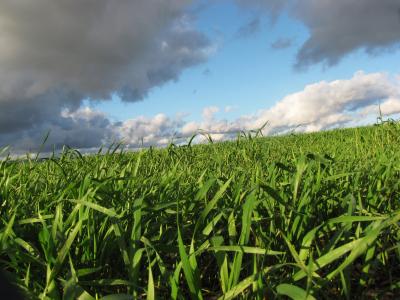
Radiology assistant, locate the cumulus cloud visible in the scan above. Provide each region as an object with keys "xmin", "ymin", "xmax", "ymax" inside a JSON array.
[
  {"xmin": 0, "ymin": 0, "xmax": 212, "ymax": 150},
  {"xmin": 253, "ymin": 71, "xmax": 400, "ymax": 132},
  {"xmin": 360, "ymin": 98, "xmax": 400, "ymax": 117},
  {"xmin": 176, "ymin": 71, "xmax": 400, "ymax": 141},
  {"xmin": 202, "ymin": 106, "xmax": 220, "ymax": 120},
  {"xmin": 3, "ymin": 71, "xmax": 399, "ymax": 153},
  {"xmin": 116, "ymin": 113, "xmax": 185, "ymax": 147},
  {"xmin": 97, "ymin": 70, "xmax": 400, "ymax": 148},
  {"xmin": 88, "ymin": 69, "xmax": 400, "ymax": 147}
]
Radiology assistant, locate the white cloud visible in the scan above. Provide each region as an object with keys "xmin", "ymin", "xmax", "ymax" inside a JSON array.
[
  {"xmin": 2, "ymin": 71, "xmax": 400, "ymax": 152},
  {"xmin": 224, "ymin": 105, "xmax": 237, "ymax": 112},
  {"xmin": 202, "ymin": 106, "xmax": 220, "ymax": 120},
  {"xmin": 359, "ymin": 98, "xmax": 400, "ymax": 117},
  {"xmin": 178, "ymin": 71, "xmax": 400, "ymax": 140},
  {"xmin": 115, "ymin": 113, "xmax": 185, "ymax": 147},
  {"xmin": 255, "ymin": 71, "xmax": 399, "ymax": 131},
  {"xmin": 181, "ymin": 121, "xmax": 200, "ymax": 136},
  {"xmin": 376, "ymin": 98, "xmax": 400, "ymax": 116}
]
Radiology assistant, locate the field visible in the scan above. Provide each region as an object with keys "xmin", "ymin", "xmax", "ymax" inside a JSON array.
[{"xmin": 1, "ymin": 122, "xmax": 400, "ymax": 299}]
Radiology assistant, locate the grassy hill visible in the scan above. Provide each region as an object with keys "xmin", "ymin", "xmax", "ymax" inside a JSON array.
[{"xmin": 1, "ymin": 122, "xmax": 400, "ymax": 299}]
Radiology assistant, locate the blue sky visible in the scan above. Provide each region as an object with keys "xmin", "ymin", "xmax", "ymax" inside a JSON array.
[
  {"xmin": 91, "ymin": 0, "xmax": 400, "ymax": 124},
  {"xmin": 1, "ymin": 0, "xmax": 400, "ymax": 152}
]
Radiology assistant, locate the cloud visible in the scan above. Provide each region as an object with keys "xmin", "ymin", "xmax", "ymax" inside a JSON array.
[
  {"xmin": 0, "ymin": 0, "xmax": 212, "ymax": 150},
  {"xmin": 224, "ymin": 105, "xmax": 237, "ymax": 112},
  {"xmin": 270, "ymin": 38, "xmax": 293, "ymax": 50},
  {"xmin": 175, "ymin": 71, "xmax": 400, "ymax": 140},
  {"xmin": 234, "ymin": 0, "xmax": 400, "ymax": 68},
  {"xmin": 95, "ymin": 71, "xmax": 400, "ymax": 148},
  {"xmin": 2, "ymin": 71, "xmax": 399, "ymax": 153},
  {"xmin": 235, "ymin": 17, "xmax": 261, "ymax": 38},
  {"xmin": 254, "ymin": 71, "xmax": 400, "ymax": 132},
  {"xmin": 95, "ymin": 68, "xmax": 400, "ymax": 147},
  {"xmin": 0, "ymin": 107, "xmax": 113, "ymax": 153},
  {"xmin": 116, "ymin": 71, "xmax": 400, "ymax": 142},
  {"xmin": 292, "ymin": 0, "xmax": 400, "ymax": 68},
  {"xmin": 359, "ymin": 98, "xmax": 400, "ymax": 117},
  {"xmin": 116, "ymin": 113, "xmax": 185, "ymax": 147},
  {"xmin": 202, "ymin": 106, "xmax": 220, "ymax": 120},
  {"xmin": 2, "ymin": 0, "xmax": 400, "ymax": 152}
]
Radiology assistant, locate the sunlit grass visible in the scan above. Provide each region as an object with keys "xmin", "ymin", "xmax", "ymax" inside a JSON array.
[{"xmin": 1, "ymin": 122, "xmax": 400, "ymax": 299}]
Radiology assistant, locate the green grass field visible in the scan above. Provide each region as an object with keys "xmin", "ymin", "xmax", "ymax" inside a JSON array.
[{"xmin": 1, "ymin": 122, "xmax": 400, "ymax": 299}]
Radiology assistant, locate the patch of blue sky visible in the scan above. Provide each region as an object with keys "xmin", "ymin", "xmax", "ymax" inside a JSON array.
[{"xmin": 90, "ymin": 1, "xmax": 400, "ymax": 124}]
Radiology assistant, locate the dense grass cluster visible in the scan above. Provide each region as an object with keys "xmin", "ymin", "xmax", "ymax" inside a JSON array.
[{"xmin": 1, "ymin": 122, "xmax": 400, "ymax": 299}]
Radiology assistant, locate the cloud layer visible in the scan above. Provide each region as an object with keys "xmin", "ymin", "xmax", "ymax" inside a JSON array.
[
  {"xmin": 118, "ymin": 71, "xmax": 400, "ymax": 147},
  {"xmin": 1, "ymin": 1, "xmax": 400, "ymax": 152},
  {"xmin": 2, "ymin": 71, "xmax": 400, "ymax": 153}
]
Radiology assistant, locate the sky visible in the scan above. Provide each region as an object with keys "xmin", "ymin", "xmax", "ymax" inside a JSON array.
[{"xmin": 1, "ymin": 0, "xmax": 400, "ymax": 153}]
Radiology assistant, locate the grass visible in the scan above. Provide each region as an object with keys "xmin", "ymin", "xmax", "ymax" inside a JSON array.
[{"xmin": 1, "ymin": 121, "xmax": 400, "ymax": 299}]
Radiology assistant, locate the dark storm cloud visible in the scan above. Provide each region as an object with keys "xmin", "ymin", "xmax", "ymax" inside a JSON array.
[
  {"xmin": 292, "ymin": 0, "xmax": 400, "ymax": 69},
  {"xmin": 235, "ymin": 0, "xmax": 400, "ymax": 68},
  {"xmin": 0, "ymin": 108, "xmax": 113, "ymax": 153},
  {"xmin": 0, "ymin": 0, "xmax": 212, "ymax": 151},
  {"xmin": 0, "ymin": 90, "xmax": 78, "ymax": 135}
]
